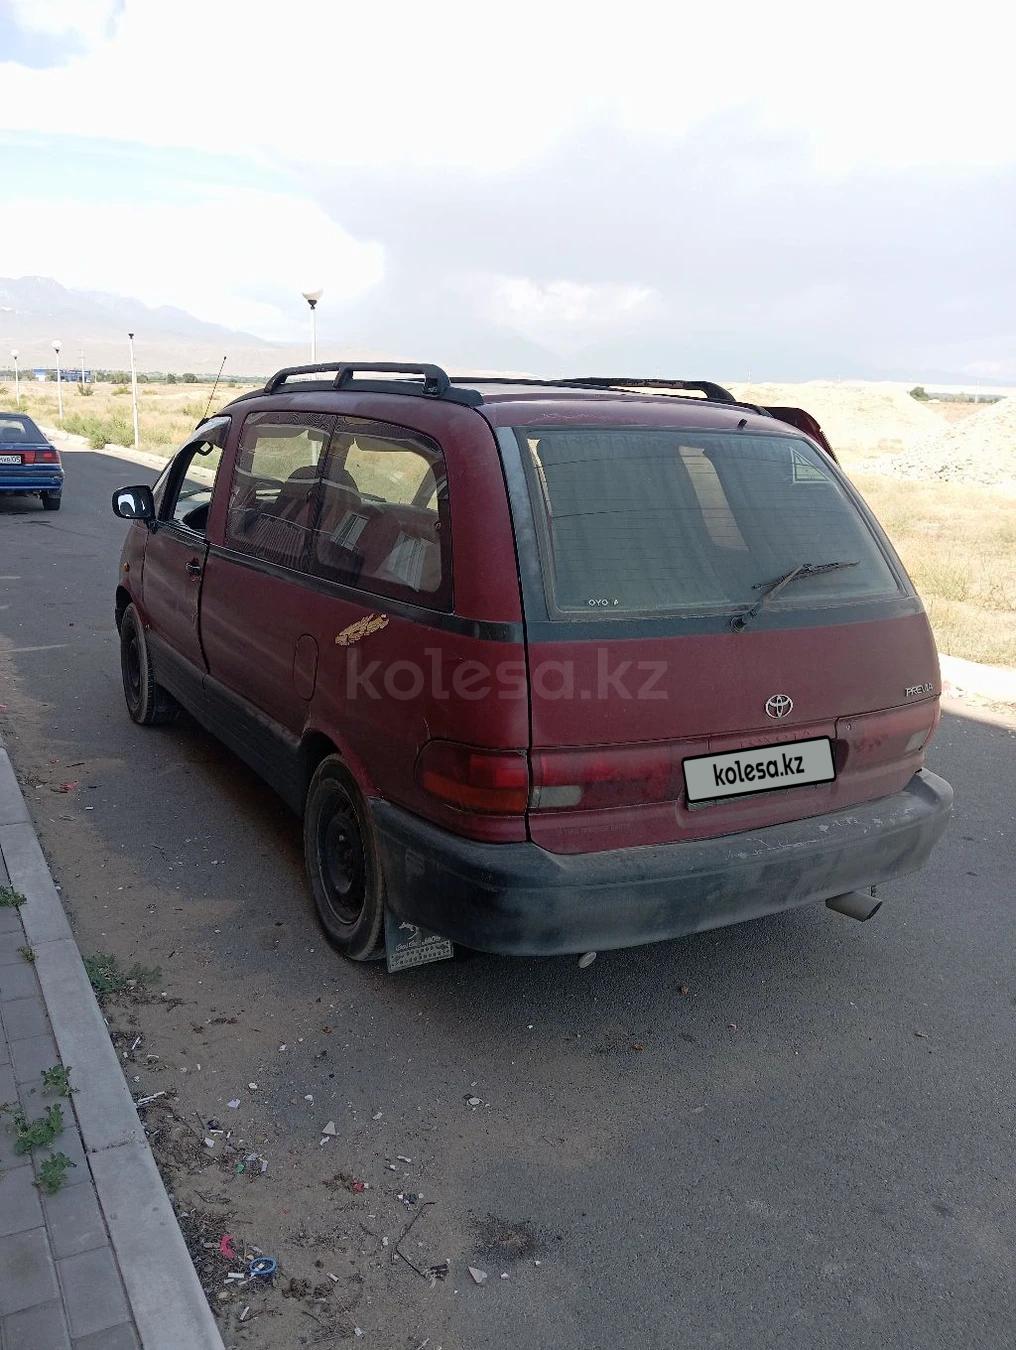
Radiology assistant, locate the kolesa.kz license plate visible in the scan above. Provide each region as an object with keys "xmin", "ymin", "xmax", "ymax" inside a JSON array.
[
  {"xmin": 0, "ymin": 455, "xmax": 22, "ymax": 464},
  {"xmin": 683, "ymin": 737, "xmax": 835, "ymax": 803}
]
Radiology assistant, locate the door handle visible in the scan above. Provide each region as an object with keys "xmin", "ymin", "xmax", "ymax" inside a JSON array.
[{"xmin": 185, "ymin": 559, "xmax": 203, "ymax": 576}]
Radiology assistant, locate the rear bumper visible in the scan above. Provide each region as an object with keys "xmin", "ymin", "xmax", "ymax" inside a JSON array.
[
  {"xmin": 372, "ymin": 769, "xmax": 953, "ymax": 955},
  {"xmin": 0, "ymin": 474, "xmax": 63, "ymax": 493}
]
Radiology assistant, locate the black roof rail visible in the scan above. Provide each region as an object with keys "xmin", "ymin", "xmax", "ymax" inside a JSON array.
[
  {"xmin": 557, "ymin": 377, "xmax": 738, "ymax": 403},
  {"xmin": 262, "ymin": 361, "xmax": 482, "ymax": 406},
  {"xmin": 447, "ymin": 374, "xmax": 770, "ymax": 414},
  {"xmin": 447, "ymin": 374, "xmax": 747, "ymax": 405}
]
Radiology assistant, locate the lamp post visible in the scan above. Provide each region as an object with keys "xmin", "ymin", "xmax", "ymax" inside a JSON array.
[
  {"xmin": 10, "ymin": 350, "xmax": 19, "ymax": 407},
  {"xmin": 127, "ymin": 332, "xmax": 140, "ymax": 450},
  {"xmin": 302, "ymin": 289, "xmax": 323, "ymax": 362},
  {"xmin": 52, "ymin": 340, "xmax": 63, "ymax": 422}
]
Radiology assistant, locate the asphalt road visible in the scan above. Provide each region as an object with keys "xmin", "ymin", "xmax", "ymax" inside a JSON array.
[{"xmin": 2, "ymin": 448, "xmax": 1015, "ymax": 1350}]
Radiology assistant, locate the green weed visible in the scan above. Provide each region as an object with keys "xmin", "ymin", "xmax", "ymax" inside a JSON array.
[
  {"xmin": 83, "ymin": 951, "xmax": 161, "ymax": 1000},
  {"xmin": 41, "ymin": 1065, "xmax": 73, "ymax": 1098},
  {"xmin": 35, "ymin": 1152, "xmax": 76, "ymax": 1195},
  {"xmin": 0, "ymin": 886, "xmax": 26, "ymax": 908},
  {"xmin": 10, "ymin": 1103, "xmax": 64, "ymax": 1154}
]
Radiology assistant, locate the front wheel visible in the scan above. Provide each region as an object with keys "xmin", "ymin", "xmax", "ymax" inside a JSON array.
[
  {"xmin": 41, "ymin": 493, "xmax": 61, "ymax": 511},
  {"xmin": 304, "ymin": 756, "xmax": 385, "ymax": 961},
  {"xmin": 119, "ymin": 603, "xmax": 178, "ymax": 726}
]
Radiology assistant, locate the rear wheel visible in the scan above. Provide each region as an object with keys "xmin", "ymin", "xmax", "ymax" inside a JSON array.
[
  {"xmin": 41, "ymin": 493, "xmax": 61, "ymax": 511},
  {"xmin": 304, "ymin": 756, "xmax": 385, "ymax": 961},
  {"xmin": 119, "ymin": 604, "xmax": 177, "ymax": 726}
]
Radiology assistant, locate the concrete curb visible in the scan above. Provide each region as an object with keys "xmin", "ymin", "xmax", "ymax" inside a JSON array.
[
  {"xmin": 0, "ymin": 748, "xmax": 224, "ymax": 1350},
  {"xmin": 939, "ymin": 652, "xmax": 1016, "ymax": 709},
  {"xmin": 42, "ymin": 425, "xmax": 172, "ymax": 474}
]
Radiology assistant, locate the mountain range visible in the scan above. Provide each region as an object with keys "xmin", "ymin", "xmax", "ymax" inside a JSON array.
[{"xmin": 0, "ymin": 276, "xmax": 307, "ymax": 376}]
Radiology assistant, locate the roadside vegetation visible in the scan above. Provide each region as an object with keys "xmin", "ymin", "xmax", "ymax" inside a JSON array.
[
  {"xmin": 84, "ymin": 950, "xmax": 162, "ymax": 1001},
  {"xmin": 851, "ymin": 470, "xmax": 1016, "ymax": 669},
  {"xmin": 0, "ymin": 1066, "xmax": 79, "ymax": 1194},
  {"xmin": 1, "ymin": 379, "xmax": 256, "ymax": 456}
]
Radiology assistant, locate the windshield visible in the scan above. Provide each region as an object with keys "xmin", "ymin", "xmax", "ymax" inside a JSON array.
[
  {"xmin": 0, "ymin": 415, "xmax": 46, "ymax": 446},
  {"xmin": 518, "ymin": 428, "xmax": 901, "ymax": 617}
]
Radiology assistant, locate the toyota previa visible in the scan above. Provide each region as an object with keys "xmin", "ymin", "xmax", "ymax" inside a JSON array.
[{"xmin": 112, "ymin": 364, "xmax": 952, "ymax": 966}]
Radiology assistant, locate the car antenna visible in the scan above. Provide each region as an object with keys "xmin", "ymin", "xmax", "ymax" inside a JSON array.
[{"xmin": 200, "ymin": 356, "xmax": 227, "ymax": 423}]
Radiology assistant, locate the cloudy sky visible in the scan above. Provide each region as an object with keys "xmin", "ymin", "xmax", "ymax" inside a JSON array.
[{"xmin": 2, "ymin": 0, "xmax": 1014, "ymax": 380}]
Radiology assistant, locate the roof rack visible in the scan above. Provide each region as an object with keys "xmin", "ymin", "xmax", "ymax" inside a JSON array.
[
  {"xmin": 262, "ymin": 361, "xmax": 482, "ymax": 406},
  {"xmin": 248, "ymin": 363, "xmax": 763, "ymax": 415},
  {"xmin": 558, "ymin": 377, "xmax": 738, "ymax": 403},
  {"xmin": 447, "ymin": 374, "xmax": 766, "ymax": 412}
]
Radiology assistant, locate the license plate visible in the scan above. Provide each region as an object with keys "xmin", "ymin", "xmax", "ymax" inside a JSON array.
[
  {"xmin": 683, "ymin": 736, "xmax": 835, "ymax": 803},
  {"xmin": 0, "ymin": 454, "xmax": 22, "ymax": 464}
]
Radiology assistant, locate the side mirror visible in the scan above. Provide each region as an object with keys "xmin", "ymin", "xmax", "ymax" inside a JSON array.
[{"xmin": 112, "ymin": 485, "xmax": 155, "ymax": 521}]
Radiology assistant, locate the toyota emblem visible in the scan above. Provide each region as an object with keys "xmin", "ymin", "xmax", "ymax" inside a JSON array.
[{"xmin": 765, "ymin": 694, "xmax": 793, "ymax": 719}]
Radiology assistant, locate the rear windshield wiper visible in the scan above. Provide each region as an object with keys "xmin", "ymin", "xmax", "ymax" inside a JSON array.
[{"xmin": 731, "ymin": 560, "xmax": 859, "ymax": 631}]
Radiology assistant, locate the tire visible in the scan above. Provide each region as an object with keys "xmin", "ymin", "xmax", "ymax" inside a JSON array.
[
  {"xmin": 42, "ymin": 493, "xmax": 61, "ymax": 511},
  {"xmin": 304, "ymin": 755, "xmax": 385, "ymax": 961},
  {"xmin": 119, "ymin": 604, "xmax": 178, "ymax": 726}
]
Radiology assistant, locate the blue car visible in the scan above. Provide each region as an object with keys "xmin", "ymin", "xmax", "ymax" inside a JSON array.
[{"xmin": 0, "ymin": 413, "xmax": 63, "ymax": 510}]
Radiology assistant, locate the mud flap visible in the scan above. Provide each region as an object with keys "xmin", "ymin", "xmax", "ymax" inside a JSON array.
[{"xmin": 384, "ymin": 909, "xmax": 454, "ymax": 973}]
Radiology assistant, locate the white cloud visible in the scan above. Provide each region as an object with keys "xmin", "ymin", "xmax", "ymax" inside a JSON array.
[
  {"xmin": 8, "ymin": 0, "xmax": 120, "ymax": 46},
  {"xmin": 489, "ymin": 277, "xmax": 661, "ymax": 350},
  {"xmin": 1, "ymin": 0, "xmax": 1014, "ymax": 173},
  {"xmin": 4, "ymin": 187, "xmax": 384, "ymax": 336}
]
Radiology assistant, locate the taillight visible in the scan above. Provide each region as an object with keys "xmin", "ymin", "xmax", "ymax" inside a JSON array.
[
  {"xmin": 21, "ymin": 450, "xmax": 59, "ymax": 464},
  {"xmin": 416, "ymin": 742, "xmax": 529, "ymax": 814},
  {"xmin": 529, "ymin": 744, "xmax": 686, "ymax": 811}
]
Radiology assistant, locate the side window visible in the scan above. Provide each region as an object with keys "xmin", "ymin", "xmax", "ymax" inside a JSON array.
[
  {"xmin": 224, "ymin": 412, "xmax": 334, "ymax": 572},
  {"xmin": 310, "ymin": 418, "xmax": 451, "ymax": 609},
  {"xmin": 158, "ymin": 416, "xmax": 231, "ymax": 536}
]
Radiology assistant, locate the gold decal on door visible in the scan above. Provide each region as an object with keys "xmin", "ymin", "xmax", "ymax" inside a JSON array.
[{"xmin": 335, "ymin": 613, "xmax": 390, "ymax": 647}]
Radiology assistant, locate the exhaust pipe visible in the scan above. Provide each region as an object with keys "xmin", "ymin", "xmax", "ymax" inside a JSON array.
[{"xmin": 825, "ymin": 890, "xmax": 882, "ymax": 922}]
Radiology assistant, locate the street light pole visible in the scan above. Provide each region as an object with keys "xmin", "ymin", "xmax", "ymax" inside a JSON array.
[
  {"xmin": 52, "ymin": 340, "xmax": 63, "ymax": 422},
  {"xmin": 127, "ymin": 332, "xmax": 140, "ymax": 450},
  {"xmin": 302, "ymin": 289, "xmax": 323, "ymax": 363},
  {"xmin": 10, "ymin": 350, "xmax": 19, "ymax": 407}
]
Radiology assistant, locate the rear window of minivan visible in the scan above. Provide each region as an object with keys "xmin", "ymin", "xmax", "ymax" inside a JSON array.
[{"xmin": 518, "ymin": 428, "xmax": 901, "ymax": 617}]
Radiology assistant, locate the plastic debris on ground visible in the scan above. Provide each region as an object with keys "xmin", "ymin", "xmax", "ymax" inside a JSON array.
[{"xmin": 468, "ymin": 1266, "xmax": 488, "ymax": 1285}]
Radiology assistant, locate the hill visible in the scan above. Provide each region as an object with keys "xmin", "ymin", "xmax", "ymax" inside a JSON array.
[{"xmin": 0, "ymin": 276, "xmax": 307, "ymax": 376}]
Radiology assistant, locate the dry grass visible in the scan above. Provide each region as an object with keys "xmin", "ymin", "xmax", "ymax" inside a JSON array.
[
  {"xmin": 851, "ymin": 470, "xmax": 1016, "ymax": 667},
  {"xmin": 2, "ymin": 380, "xmax": 257, "ymax": 455}
]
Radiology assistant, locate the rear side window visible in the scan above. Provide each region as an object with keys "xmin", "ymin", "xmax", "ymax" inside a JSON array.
[
  {"xmin": 225, "ymin": 412, "xmax": 334, "ymax": 571},
  {"xmin": 310, "ymin": 417, "xmax": 451, "ymax": 609},
  {"xmin": 518, "ymin": 428, "xmax": 900, "ymax": 617}
]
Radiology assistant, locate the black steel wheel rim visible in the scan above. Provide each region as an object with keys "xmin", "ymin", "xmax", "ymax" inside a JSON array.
[{"xmin": 317, "ymin": 787, "xmax": 366, "ymax": 928}]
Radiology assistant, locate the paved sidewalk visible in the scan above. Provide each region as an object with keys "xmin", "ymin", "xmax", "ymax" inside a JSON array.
[
  {"xmin": 1, "ymin": 875, "xmax": 138, "ymax": 1350},
  {"xmin": 0, "ymin": 747, "xmax": 224, "ymax": 1350}
]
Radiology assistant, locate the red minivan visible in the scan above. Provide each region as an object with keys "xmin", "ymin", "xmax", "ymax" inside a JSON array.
[{"xmin": 112, "ymin": 364, "xmax": 952, "ymax": 963}]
